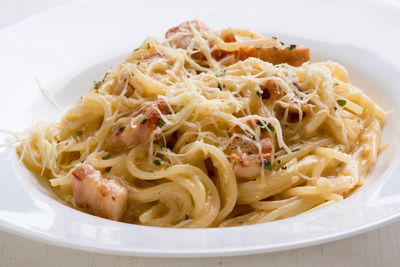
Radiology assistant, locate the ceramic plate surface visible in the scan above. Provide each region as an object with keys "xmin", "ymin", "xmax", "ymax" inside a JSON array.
[{"xmin": 0, "ymin": 0, "xmax": 400, "ymax": 257}]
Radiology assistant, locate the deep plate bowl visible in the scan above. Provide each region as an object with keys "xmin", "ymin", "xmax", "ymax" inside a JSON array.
[{"xmin": 0, "ymin": 0, "xmax": 400, "ymax": 257}]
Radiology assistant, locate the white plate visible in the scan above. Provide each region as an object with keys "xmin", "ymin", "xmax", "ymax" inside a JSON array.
[{"xmin": 1, "ymin": 0, "xmax": 400, "ymax": 258}]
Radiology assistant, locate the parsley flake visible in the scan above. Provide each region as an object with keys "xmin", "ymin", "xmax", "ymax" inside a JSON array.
[
  {"xmin": 215, "ymin": 69, "xmax": 226, "ymax": 77},
  {"xmin": 76, "ymin": 130, "xmax": 83, "ymax": 137},
  {"xmin": 337, "ymin": 99, "xmax": 347, "ymax": 106},
  {"xmin": 277, "ymin": 160, "xmax": 281, "ymax": 164},
  {"xmin": 272, "ymin": 36, "xmax": 277, "ymax": 40},
  {"xmin": 255, "ymin": 45, "xmax": 263, "ymax": 49},
  {"xmin": 231, "ymin": 146, "xmax": 237, "ymax": 150},
  {"xmin": 217, "ymin": 82, "xmax": 223, "ymax": 91},
  {"xmin": 334, "ymin": 106, "xmax": 338, "ymax": 111},
  {"xmin": 140, "ymin": 118, "xmax": 148, "ymax": 124},
  {"xmin": 280, "ymin": 41, "xmax": 285, "ymax": 46},
  {"xmin": 281, "ymin": 166, "xmax": 287, "ymax": 170},
  {"xmin": 102, "ymin": 154, "xmax": 110, "ymax": 160},
  {"xmin": 264, "ymin": 160, "xmax": 274, "ymax": 170},
  {"xmin": 185, "ymin": 215, "xmax": 189, "ymax": 220},
  {"xmin": 232, "ymin": 162, "xmax": 237, "ymax": 170},
  {"xmin": 93, "ymin": 80, "xmax": 103, "ymax": 89},
  {"xmin": 268, "ymin": 125, "xmax": 275, "ymax": 131},
  {"xmin": 287, "ymin": 44, "xmax": 297, "ymax": 51},
  {"xmin": 248, "ymin": 151, "xmax": 254, "ymax": 155},
  {"xmin": 158, "ymin": 118, "xmax": 164, "ymax": 127},
  {"xmin": 118, "ymin": 126, "xmax": 125, "ymax": 133},
  {"xmin": 292, "ymin": 148, "xmax": 301, "ymax": 152},
  {"xmin": 154, "ymin": 159, "xmax": 162, "ymax": 166},
  {"xmin": 256, "ymin": 91, "xmax": 262, "ymax": 97}
]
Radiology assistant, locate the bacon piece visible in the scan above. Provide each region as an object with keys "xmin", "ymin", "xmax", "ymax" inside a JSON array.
[
  {"xmin": 261, "ymin": 80, "xmax": 284, "ymax": 100},
  {"xmin": 238, "ymin": 46, "xmax": 309, "ymax": 67},
  {"xmin": 231, "ymin": 137, "xmax": 275, "ymax": 179},
  {"xmin": 107, "ymin": 101, "xmax": 169, "ymax": 151},
  {"xmin": 72, "ymin": 164, "xmax": 128, "ymax": 220},
  {"xmin": 113, "ymin": 80, "xmax": 135, "ymax": 97},
  {"xmin": 165, "ymin": 20, "xmax": 210, "ymax": 50}
]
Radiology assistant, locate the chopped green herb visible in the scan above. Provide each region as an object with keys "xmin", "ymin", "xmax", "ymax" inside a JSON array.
[
  {"xmin": 167, "ymin": 64, "xmax": 171, "ymax": 69},
  {"xmin": 137, "ymin": 61, "xmax": 140, "ymax": 66},
  {"xmin": 102, "ymin": 71, "xmax": 109, "ymax": 82},
  {"xmin": 256, "ymin": 91, "xmax": 262, "ymax": 97},
  {"xmin": 232, "ymin": 162, "xmax": 237, "ymax": 170},
  {"xmin": 256, "ymin": 120, "xmax": 263, "ymax": 126},
  {"xmin": 237, "ymin": 127, "xmax": 244, "ymax": 133},
  {"xmin": 248, "ymin": 151, "xmax": 254, "ymax": 155},
  {"xmin": 185, "ymin": 215, "xmax": 189, "ymax": 220},
  {"xmin": 357, "ymin": 118, "xmax": 360, "ymax": 123},
  {"xmin": 255, "ymin": 45, "xmax": 263, "ymax": 49},
  {"xmin": 277, "ymin": 160, "xmax": 281, "ymax": 164},
  {"xmin": 287, "ymin": 44, "xmax": 297, "ymax": 51},
  {"xmin": 333, "ymin": 82, "xmax": 339, "ymax": 86},
  {"xmin": 134, "ymin": 48, "xmax": 139, "ymax": 51},
  {"xmin": 337, "ymin": 99, "xmax": 347, "ymax": 106},
  {"xmin": 281, "ymin": 166, "xmax": 287, "ymax": 170},
  {"xmin": 93, "ymin": 80, "xmax": 103, "ymax": 89},
  {"xmin": 272, "ymin": 36, "xmax": 277, "ymax": 40},
  {"xmin": 334, "ymin": 106, "xmax": 338, "ymax": 111},
  {"xmin": 338, "ymin": 146, "xmax": 342, "ymax": 151},
  {"xmin": 273, "ymin": 107, "xmax": 277, "ymax": 113},
  {"xmin": 217, "ymin": 82, "xmax": 223, "ymax": 91},
  {"xmin": 118, "ymin": 126, "xmax": 125, "ymax": 133},
  {"xmin": 252, "ymin": 178, "xmax": 256, "ymax": 181},
  {"xmin": 102, "ymin": 153, "xmax": 110, "ymax": 160},
  {"xmin": 264, "ymin": 160, "xmax": 274, "ymax": 170},
  {"xmin": 292, "ymin": 148, "xmax": 301, "ymax": 152},
  {"xmin": 158, "ymin": 118, "xmax": 164, "ymax": 127},
  {"xmin": 215, "ymin": 69, "xmax": 226, "ymax": 77},
  {"xmin": 231, "ymin": 146, "xmax": 237, "ymax": 150},
  {"xmin": 140, "ymin": 118, "xmax": 148, "ymax": 124},
  {"xmin": 130, "ymin": 72, "xmax": 134, "ymax": 77},
  {"xmin": 267, "ymin": 125, "xmax": 275, "ymax": 131},
  {"xmin": 57, "ymin": 140, "xmax": 60, "ymax": 144},
  {"xmin": 154, "ymin": 159, "xmax": 162, "ymax": 166},
  {"xmin": 76, "ymin": 130, "xmax": 83, "ymax": 137},
  {"xmin": 280, "ymin": 41, "xmax": 285, "ymax": 46},
  {"xmin": 160, "ymin": 143, "xmax": 164, "ymax": 149}
]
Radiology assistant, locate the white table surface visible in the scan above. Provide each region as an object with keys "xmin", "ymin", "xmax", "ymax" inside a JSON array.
[{"xmin": 1, "ymin": 1, "xmax": 400, "ymax": 266}]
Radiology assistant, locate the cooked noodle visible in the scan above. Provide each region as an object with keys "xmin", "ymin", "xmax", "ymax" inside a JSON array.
[{"xmin": 17, "ymin": 21, "xmax": 387, "ymax": 228}]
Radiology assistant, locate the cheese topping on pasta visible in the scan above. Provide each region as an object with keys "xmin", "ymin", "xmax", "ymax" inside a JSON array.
[{"xmin": 17, "ymin": 21, "xmax": 387, "ymax": 227}]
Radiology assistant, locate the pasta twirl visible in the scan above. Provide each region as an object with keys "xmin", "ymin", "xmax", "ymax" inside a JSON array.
[{"xmin": 17, "ymin": 20, "xmax": 386, "ymax": 228}]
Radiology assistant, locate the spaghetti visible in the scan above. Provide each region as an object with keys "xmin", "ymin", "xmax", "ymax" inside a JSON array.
[{"xmin": 17, "ymin": 21, "xmax": 387, "ymax": 227}]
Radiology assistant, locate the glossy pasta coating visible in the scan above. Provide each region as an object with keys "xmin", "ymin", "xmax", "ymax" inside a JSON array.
[{"xmin": 18, "ymin": 21, "xmax": 386, "ymax": 227}]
